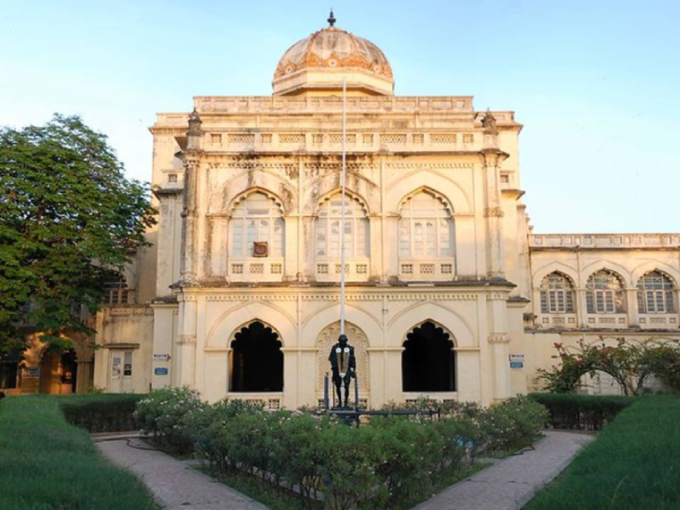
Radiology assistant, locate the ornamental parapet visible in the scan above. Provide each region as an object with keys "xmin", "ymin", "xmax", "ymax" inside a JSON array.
[{"xmin": 529, "ymin": 234, "xmax": 680, "ymax": 250}]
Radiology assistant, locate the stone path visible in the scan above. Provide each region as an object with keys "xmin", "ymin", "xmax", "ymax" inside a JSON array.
[
  {"xmin": 97, "ymin": 431, "xmax": 592, "ymax": 510},
  {"xmin": 413, "ymin": 430, "xmax": 595, "ymax": 510},
  {"xmin": 97, "ymin": 438, "xmax": 271, "ymax": 510}
]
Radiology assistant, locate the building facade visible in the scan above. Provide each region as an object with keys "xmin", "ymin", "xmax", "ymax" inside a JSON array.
[{"xmin": 77, "ymin": 21, "xmax": 679, "ymax": 406}]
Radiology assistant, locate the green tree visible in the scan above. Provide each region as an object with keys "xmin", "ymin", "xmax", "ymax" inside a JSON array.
[{"xmin": 0, "ymin": 114, "xmax": 155, "ymax": 351}]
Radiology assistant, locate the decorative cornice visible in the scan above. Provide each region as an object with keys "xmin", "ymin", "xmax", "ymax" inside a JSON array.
[{"xmin": 387, "ymin": 162, "xmax": 474, "ymax": 169}]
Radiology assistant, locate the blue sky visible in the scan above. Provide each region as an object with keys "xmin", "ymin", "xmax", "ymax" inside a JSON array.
[{"xmin": 2, "ymin": 0, "xmax": 678, "ymax": 233}]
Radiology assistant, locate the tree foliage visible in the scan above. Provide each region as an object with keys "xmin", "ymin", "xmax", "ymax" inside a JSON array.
[
  {"xmin": 538, "ymin": 338, "xmax": 680, "ymax": 395},
  {"xmin": 0, "ymin": 114, "xmax": 155, "ymax": 350}
]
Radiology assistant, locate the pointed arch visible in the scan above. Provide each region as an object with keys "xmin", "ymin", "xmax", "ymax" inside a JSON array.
[
  {"xmin": 314, "ymin": 191, "xmax": 370, "ymax": 260},
  {"xmin": 229, "ymin": 320, "xmax": 283, "ymax": 392},
  {"xmin": 398, "ymin": 188, "xmax": 455, "ymax": 260},
  {"xmin": 637, "ymin": 270, "xmax": 676, "ymax": 314},
  {"xmin": 227, "ymin": 190, "xmax": 285, "ymax": 258},
  {"xmin": 539, "ymin": 271, "xmax": 576, "ymax": 313},
  {"xmin": 387, "ymin": 169, "xmax": 472, "ymax": 214},
  {"xmin": 402, "ymin": 320, "xmax": 456, "ymax": 392},
  {"xmin": 586, "ymin": 269, "xmax": 626, "ymax": 314}
]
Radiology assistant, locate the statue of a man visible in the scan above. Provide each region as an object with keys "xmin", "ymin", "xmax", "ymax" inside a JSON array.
[{"xmin": 328, "ymin": 333, "xmax": 356, "ymax": 409}]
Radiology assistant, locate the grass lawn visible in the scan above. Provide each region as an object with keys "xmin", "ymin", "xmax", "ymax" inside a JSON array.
[
  {"xmin": 0, "ymin": 395, "xmax": 157, "ymax": 510},
  {"xmin": 525, "ymin": 395, "xmax": 680, "ymax": 510}
]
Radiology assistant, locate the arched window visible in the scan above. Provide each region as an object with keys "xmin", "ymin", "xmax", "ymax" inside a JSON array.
[
  {"xmin": 315, "ymin": 193, "xmax": 368, "ymax": 259},
  {"xmin": 402, "ymin": 321, "xmax": 456, "ymax": 392},
  {"xmin": 399, "ymin": 191, "xmax": 453, "ymax": 259},
  {"xmin": 586, "ymin": 270, "xmax": 625, "ymax": 314},
  {"xmin": 230, "ymin": 321, "xmax": 283, "ymax": 392},
  {"xmin": 540, "ymin": 272, "xmax": 575, "ymax": 313},
  {"xmin": 637, "ymin": 271, "xmax": 675, "ymax": 313},
  {"xmin": 229, "ymin": 192, "xmax": 284, "ymax": 258}
]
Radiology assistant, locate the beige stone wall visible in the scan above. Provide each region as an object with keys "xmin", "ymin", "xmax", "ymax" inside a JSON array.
[{"xmin": 93, "ymin": 306, "xmax": 154, "ymax": 393}]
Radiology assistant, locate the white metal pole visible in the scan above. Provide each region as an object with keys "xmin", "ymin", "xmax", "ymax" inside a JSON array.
[{"xmin": 340, "ymin": 78, "xmax": 347, "ymax": 336}]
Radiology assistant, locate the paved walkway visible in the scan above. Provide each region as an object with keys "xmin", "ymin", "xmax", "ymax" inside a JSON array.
[
  {"xmin": 97, "ymin": 431, "xmax": 592, "ymax": 510},
  {"xmin": 97, "ymin": 438, "xmax": 271, "ymax": 510},
  {"xmin": 414, "ymin": 430, "xmax": 595, "ymax": 510}
]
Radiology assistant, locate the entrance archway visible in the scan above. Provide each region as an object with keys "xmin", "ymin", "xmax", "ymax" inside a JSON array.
[
  {"xmin": 230, "ymin": 321, "xmax": 283, "ymax": 392},
  {"xmin": 39, "ymin": 347, "xmax": 78, "ymax": 394},
  {"xmin": 402, "ymin": 321, "xmax": 456, "ymax": 392}
]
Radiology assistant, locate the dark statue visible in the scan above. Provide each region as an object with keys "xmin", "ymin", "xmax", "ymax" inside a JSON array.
[{"xmin": 328, "ymin": 333, "xmax": 356, "ymax": 408}]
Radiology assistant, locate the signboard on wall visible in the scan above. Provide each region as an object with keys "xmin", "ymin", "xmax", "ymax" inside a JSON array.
[
  {"xmin": 510, "ymin": 361, "xmax": 524, "ymax": 369},
  {"xmin": 153, "ymin": 354, "xmax": 171, "ymax": 362},
  {"xmin": 154, "ymin": 367, "xmax": 169, "ymax": 376},
  {"xmin": 23, "ymin": 367, "xmax": 40, "ymax": 379}
]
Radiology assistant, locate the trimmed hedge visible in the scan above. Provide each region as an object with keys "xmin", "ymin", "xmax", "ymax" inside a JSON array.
[
  {"xmin": 528, "ymin": 393, "xmax": 634, "ymax": 430},
  {"xmin": 59, "ymin": 393, "xmax": 145, "ymax": 432},
  {"xmin": 136, "ymin": 390, "xmax": 547, "ymax": 509}
]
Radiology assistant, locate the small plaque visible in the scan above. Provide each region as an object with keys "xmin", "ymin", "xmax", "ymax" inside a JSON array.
[
  {"xmin": 509, "ymin": 354, "xmax": 525, "ymax": 363},
  {"xmin": 153, "ymin": 354, "xmax": 170, "ymax": 362},
  {"xmin": 510, "ymin": 362, "xmax": 524, "ymax": 369},
  {"xmin": 154, "ymin": 367, "xmax": 169, "ymax": 376}
]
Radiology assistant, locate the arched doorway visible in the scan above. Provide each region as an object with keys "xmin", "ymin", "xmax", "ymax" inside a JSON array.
[
  {"xmin": 402, "ymin": 321, "xmax": 456, "ymax": 392},
  {"xmin": 230, "ymin": 321, "xmax": 283, "ymax": 392},
  {"xmin": 39, "ymin": 347, "xmax": 78, "ymax": 394}
]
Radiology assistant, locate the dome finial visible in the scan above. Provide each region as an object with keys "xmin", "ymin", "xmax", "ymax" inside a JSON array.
[{"xmin": 327, "ymin": 9, "xmax": 336, "ymax": 27}]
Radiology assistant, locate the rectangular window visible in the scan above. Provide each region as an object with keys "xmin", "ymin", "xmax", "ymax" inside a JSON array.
[
  {"xmin": 112, "ymin": 354, "xmax": 121, "ymax": 379},
  {"xmin": 123, "ymin": 352, "xmax": 133, "ymax": 377}
]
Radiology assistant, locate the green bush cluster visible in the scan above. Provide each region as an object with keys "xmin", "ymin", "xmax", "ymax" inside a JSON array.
[
  {"xmin": 59, "ymin": 393, "xmax": 143, "ymax": 432},
  {"xmin": 134, "ymin": 386, "xmax": 206, "ymax": 453},
  {"xmin": 136, "ymin": 392, "xmax": 546, "ymax": 509},
  {"xmin": 528, "ymin": 393, "xmax": 634, "ymax": 430}
]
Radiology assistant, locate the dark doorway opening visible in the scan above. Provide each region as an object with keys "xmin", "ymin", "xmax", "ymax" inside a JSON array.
[
  {"xmin": 402, "ymin": 321, "xmax": 456, "ymax": 392},
  {"xmin": 231, "ymin": 321, "xmax": 283, "ymax": 392},
  {"xmin": 40, "ymin": 347, "xmax": 78, "ymax": 394},
  {"xmin": 0, "ymin": 351, "xmax": 20, "ymax": 390}
]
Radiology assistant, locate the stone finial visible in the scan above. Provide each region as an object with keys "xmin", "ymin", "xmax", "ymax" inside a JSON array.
[
  {"xmin": 481, "ymin": 109, "xmax": 498, "ymax": 135},
  {"xmin": 188, "ymin": 108, "xmax": 202, "ymax": 134},
  {"xmin": 187, "ymin": 108, "xmax": 202, "ymax": 150},
  {"xmin": 327, "ymin": 9, "xmax": 336, "ymax": 27}
]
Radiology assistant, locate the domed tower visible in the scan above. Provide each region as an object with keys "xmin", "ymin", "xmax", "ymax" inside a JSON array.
[{"xmin": 272, "ymin": 11, "xmax": 394, "ymax": 96}]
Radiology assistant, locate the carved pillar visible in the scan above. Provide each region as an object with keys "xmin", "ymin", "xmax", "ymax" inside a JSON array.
[
  {"xmin": 180, "ymin": 109, "xmax": 203, "ymax": 282},
  {"xmin": 479, "ymin": 112, "xmax": 508, "ymax": 279},
  {"xmin": 626, "ymin": 288, "xmax": 639, "ymax": 327}
]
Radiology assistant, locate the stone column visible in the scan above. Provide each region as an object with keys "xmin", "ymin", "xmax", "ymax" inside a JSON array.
[
  {"xmin": 180, "ymin": 109, "xmax": 203, "ymax": 282},
  {"xmin": 626, "ymin": 288, "xmax": 639, "ymax": 327},
  {"xmin": 479, "ymin": 112, "xmax": 508, "ymax": 279}
]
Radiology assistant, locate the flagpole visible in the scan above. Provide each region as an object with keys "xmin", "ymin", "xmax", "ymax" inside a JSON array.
[{"xmin": 340, "ymin": 78, "xmax": 347, "ymax": 336}]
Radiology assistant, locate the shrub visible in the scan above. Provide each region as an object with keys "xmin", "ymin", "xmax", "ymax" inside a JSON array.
[
  {"xmin": 59, "ymin": 394, "xmax": 143, "ymax": 432},
  {"xmin": 134, "ymin": 386, "xmax": 205, "ymax": 453},
  {"xmin": 528, "ymin": 393, "xmax": 634, "ymax": 430},
  {"xmin": 483, "ymin": 396, "xmax": 548, "ymax": 452}
]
